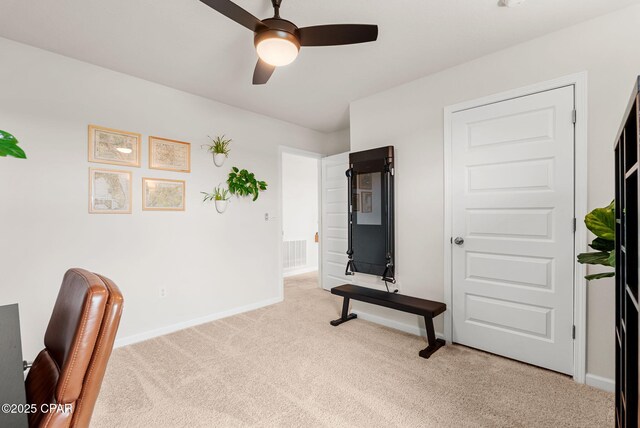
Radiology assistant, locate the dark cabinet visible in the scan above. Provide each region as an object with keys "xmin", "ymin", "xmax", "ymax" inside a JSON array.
[{"xmin": 615, "ymin": 76, "xmax": 640, "ymax": 428}]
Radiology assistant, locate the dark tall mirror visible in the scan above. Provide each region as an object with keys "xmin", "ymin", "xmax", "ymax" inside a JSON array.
[{"xmin": 346, "ymin": 146, "xmax": 395, "ymax": 282}]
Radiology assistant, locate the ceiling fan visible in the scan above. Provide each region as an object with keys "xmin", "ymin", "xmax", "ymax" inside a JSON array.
[{"xmin": 200, "ymin": 0, "xmax": 379, "ymax": 84}]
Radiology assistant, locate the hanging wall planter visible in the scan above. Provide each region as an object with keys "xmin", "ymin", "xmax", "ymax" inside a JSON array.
[
  {"xmin": 214, "ymin": 199, "xmax": 229, "ymax": 213},
  {"xmin": 203, "ymin": 135, "xmax": 231, "ymax": 167},
  {"xmin": 213, "ymin": 153, "xmax": 226, "ymax": 167},
  {"xmin": 201, "ymin": 186, "xmax": 231, "ymax": 214}
]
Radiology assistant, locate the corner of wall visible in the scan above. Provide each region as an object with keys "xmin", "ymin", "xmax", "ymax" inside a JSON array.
[{"xmin": 324, "ymin": 128, "xmax": 351, "ymax": 155}]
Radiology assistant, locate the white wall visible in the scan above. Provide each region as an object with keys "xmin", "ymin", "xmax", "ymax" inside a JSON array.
[
  {"xmin": 0, "ymin": 37, "xmax": 331, "ymax": 359},
  {"xmin": 325, "ymin": 128, "xmax": 350, "ymax": 155},
  {"xmin": 282, "ymin": 153, "xmax": 319, "ymax": 275},
  {"xmin": 349, "ymin": 5, "xmax": 640, "ymax": 382}
]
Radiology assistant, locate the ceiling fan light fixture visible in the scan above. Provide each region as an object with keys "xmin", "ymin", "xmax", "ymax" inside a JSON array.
[{"xmin": 255, "ymin": 30, "xmax": 300, "ymax": 66}]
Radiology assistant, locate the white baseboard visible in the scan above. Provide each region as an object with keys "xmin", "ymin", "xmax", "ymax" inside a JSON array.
[
  {"xmin": 585, "ymin": 373, "xmax": 615, "ymax": 392},
  {"xmin": 114, "ymin": 296, "xmax": 283, "ymax": 348},
  {"xmin": 352, "ymin": 309, "xmax": 444, "ymax": 340},
  {"xmin": 283, "ymin": 267, "xmax": 318, "ymax": 278}
]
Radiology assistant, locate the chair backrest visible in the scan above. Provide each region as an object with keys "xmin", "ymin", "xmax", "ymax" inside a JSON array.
[{"xmin": 25, "ymin": 268, "xmax": 123, "ymax": 427}]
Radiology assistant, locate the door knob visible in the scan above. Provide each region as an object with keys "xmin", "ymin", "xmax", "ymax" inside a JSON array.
[{"xmin": 454, "ymin": 237, "xmax": 464, "ymax": 245}]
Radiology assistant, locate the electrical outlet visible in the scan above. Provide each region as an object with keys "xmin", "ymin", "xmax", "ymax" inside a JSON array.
[{"xmin": 159, "ymin": 288, "xmax": 166, "ymax": 298}]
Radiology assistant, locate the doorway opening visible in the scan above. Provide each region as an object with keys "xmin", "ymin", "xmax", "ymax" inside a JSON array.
[{"xmin": 281, "ymin": 150, "xmax": 321, "ymax": 292}]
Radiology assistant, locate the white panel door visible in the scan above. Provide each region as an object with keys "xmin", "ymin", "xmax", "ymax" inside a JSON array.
[
  {"xmin": 321, "ymin": 152, "xmax": 352, "ymax": 291},
  {"xmin": 451, "ymin": 86, "xmax": 575, "ymax": 374}
]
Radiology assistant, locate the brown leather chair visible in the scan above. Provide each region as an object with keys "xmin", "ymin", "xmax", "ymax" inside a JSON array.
[{"xmin": 25, "ymin": 268, "xmax": 124, "ymax": 427}]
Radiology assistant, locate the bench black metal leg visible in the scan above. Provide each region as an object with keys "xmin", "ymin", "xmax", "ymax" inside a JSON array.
[
  {"xmin": 418, "ymin": 316, "xmax": 445, "ymax": 359},
  {"xmin": 330, "ymin": 297, "xmax": 357, "ymax": 326}
]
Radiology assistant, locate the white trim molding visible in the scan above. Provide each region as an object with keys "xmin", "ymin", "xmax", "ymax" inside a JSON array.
[
  {"xmin": 585, "ymin": 373, "xmax": 615, "ymax": 393},
  {"xmin": 443, "ymin": 72, "xmax": 589, "ymax": 384},
  {"xmin": 283, "ymin": 267, "xmax": 319, "ymax": 278},
  {"xmin": 114, "ymin": 296, "xmax": 283, "ymax": 348}
]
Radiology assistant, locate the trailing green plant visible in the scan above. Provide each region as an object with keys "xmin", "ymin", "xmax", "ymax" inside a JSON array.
[
  {"xmin": 204, "ymin": 135, "xmax": 231, "ymax": 157},
  {"xmin": 201, "ymin": 186, "xmax": 231, "ymax": 202},
  {"xmin": 227, "ymin": 167, "xmax": 267, "ymax": 201},
  {"xmin": 0, "ymin": 130, "xmax": 26, "ymax": 159},
  {"xmin": 577, "ymin": 200, "xmax": 615, "ymax": 281}
]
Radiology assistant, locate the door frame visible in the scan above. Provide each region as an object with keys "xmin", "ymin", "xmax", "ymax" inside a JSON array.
[
  {"xmin": 277, "ymin": 146, "xmax": 323, "ymax": 300},
  {"xmin": 443, "ymin": 72, "xmax": 588, "ymax": 383},
  {"xmin": 319, "ymin": 152, "xmax": 352, "ymax": 291}
]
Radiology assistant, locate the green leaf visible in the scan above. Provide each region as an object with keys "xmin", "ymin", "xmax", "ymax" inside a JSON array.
[
  {"xmin": 226, "ymin": 166, "xmax": 267, "ymax": 201},
  {"xmin": 607, "ymin": 250, "xmax": 616, "ymax": 267},
  {"xmin": 0, "ymin": 130, "xmax": 27, "ymax": 159},
  {"xmin": 0, "ymin": 142, "xmax": 26, "ymax": 158},
  {"xmin": 589, "ymin": 237, "xmax": 614, "ymax": 252},
  {"xmin": 585, "ymin": 272, "xmax": 615, "ymax": 281},
  {"xmin": 577, "ymin": 251, "xmax": 614, "ymax": 267},
  {"xmin": 584, "ymin": 202, "xmax": 615, "ymax": 240},
  {"xmin": 0, "ymin": 130, "xmax": 18, "ymax": 144}
]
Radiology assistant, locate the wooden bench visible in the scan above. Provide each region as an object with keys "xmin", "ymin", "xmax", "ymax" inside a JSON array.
[{"xmin": 330, "ymin": 284, "xmax": 446, "ymax": 358}]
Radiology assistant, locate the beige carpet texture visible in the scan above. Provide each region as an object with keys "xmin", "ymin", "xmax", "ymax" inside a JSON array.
[{"xmin": 93, "ymin": 273, "xmax": 614, "ymax": 427}]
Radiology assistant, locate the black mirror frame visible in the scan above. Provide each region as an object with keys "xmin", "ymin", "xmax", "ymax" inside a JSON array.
[{"xmin": 345, "ymin": 146, "xmax": 395, "ymax": 283}]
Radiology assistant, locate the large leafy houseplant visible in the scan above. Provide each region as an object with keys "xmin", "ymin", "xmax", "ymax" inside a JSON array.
[
  {"xmin": 227, "ymin": 167, "xmax": 267, "ymax": 201},
  {"xmin": 577, "ymin": 201, "xmax": 615, "ymax": 281},
  {"xmin": 0, "ymin": 130, "xmax": 26, "ymax": 159}
]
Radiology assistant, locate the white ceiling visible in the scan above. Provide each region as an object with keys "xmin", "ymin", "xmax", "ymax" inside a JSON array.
[{"xmin": 0, "ymin": 0, "xmax": 638, "ymax": 132}]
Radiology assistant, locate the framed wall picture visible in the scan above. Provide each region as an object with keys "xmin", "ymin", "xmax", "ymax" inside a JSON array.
[
  {"xmin": 149, "ymin": 136, "xmax": 191, "ymax": 173},
  {"xmin": 89, "ymin": 168, "xmax": 132, "ymax": 214},
  {"xmin": 358, "ymin": 173, "xmax": 373, "ymax": 190},
  {"xmin": 88, "ymin": 125, "xmax": 141, "ymax": 167},
  {"xmin": 361, "ymin": 191, "xmax": 373, "ymax": 213},
  {"xmin": 142, "ymin": 178, "xmax": 185, "ymax": 211}
]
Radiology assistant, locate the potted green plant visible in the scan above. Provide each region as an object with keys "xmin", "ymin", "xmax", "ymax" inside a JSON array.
[
  {"xmin": 202, "ymin": 186, "xmax": 231, "ymax": 213},
  {"xmin": 204, "ymin": 135, "xmax": 231, "ymax": 167},
  {"xmin": 577, "ymin": 201, "xmax": 615, "ymax": 281},
  {"xmin": 227, "ymin": 167, "xmax": 267, "ymax": 201},
  {"xmin": 0, "ymin": 130, "xmax": 26, "ymax": 159}
]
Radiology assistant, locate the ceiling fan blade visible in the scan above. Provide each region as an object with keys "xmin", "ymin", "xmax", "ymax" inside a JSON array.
[
  {"xmin": 298, "ymin": 24, "xmax": 378, "ymax": 47},
  {"xmin": 200, "ymin": 0, "xmax": 265, "ymax": 32},
  {"xmin": 253, "ymin": 59, "xmax": 276, "ymax": 85}
]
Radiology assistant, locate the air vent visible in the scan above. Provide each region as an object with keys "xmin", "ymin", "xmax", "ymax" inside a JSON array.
[{"xmin": 283, "ymin": 240, "xmax": 307, "ymax": 270}]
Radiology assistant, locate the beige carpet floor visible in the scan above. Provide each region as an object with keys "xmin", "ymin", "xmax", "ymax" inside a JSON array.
[{"xmin": 93, "ymin": 273, "xmax": 614, "ymax": 427}]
